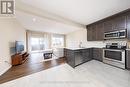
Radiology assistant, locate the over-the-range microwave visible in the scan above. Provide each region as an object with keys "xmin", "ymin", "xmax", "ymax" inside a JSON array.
[{"xmin": 104, "ymin": 30, "xmax": 126, "ymax": 39}]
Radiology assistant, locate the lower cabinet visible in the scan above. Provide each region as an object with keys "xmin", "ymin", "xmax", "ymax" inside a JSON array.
[
  {"xmin": 65, "ymin": 48, "xmax": 103, "ymax": 68},
  {"xmin": 92, "ymin": 48, "xmax": 103, "ymax": 62},
  {"xmin": 74, "ymin": 50, "xmax": 83, "ymax": 66},
  {"xmin": 66, "ymin": 49, "xmax": 75, "ymax": 68},
  {"xmin": 82, "ymin": 49, "xmax": 93, "ymax": 62},
  {"xmin": 126, "ymin": 50, "xmax": 130, "ymax": 69},
  {"xmin": 65, "ymin": 48, "xmax": 93, "ymax": 68}
]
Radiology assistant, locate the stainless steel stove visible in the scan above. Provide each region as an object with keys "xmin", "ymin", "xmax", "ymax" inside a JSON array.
[{"xmin": 103, "ymin": 43, "xmax": 127, "ymax": 69}]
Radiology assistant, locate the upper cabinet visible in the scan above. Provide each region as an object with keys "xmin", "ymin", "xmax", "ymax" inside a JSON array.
[
  {"xmin": 112, "ymin": 15, "xmax": 126, "ymax": 30},
  {"xmin": 86, "ymin": 9, "xmax": 130, "ymax": 41},
  {"xmin": 96, "ymin": 22, "xmax": 104, "ymax": 40},
  {"xmin": 104, "ymin": 19, "xmax": 113, "ymax": 32},
  {"xmin": 87, "ymin": 24, "xmax": 96, "ymax": 41},
  {"xmin": 87, "ymin": 22, "xmax": 104, "ymax": 41},
  {"xmin": 127, "ymin": 12, "xmax": 130, "ymax": 40},
  {"xmin": 104, "ymin": 14, "xmax": 127, "ymax": 33}
]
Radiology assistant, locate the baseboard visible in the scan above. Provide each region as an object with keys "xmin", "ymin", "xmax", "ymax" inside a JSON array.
[{"xmin": 0, "ymin": 64, "xmax": 12, "ymax": 76}]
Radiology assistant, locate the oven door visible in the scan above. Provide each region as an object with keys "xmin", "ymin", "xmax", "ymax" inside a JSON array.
[
  {"xmin": 104, "ymin": 31, "xmax": 119, "ymax": 39},
  {"xmin": 103, "ymin": 49, "xmax": 125, "ymax": 63}
]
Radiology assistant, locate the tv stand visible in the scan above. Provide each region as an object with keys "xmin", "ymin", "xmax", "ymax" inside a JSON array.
[{"xmin": 11, "ymin": 52, "xmax": 29, "ymax": 66}]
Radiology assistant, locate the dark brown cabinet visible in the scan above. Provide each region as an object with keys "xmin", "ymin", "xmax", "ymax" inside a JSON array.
[
  {"xmin": 87, "ymin": 22, "xmax": 104, "ymax": 41},
  {"xmin": 82, "ymin": 48, "xmax": 93, "ymax": 62},
  {"xmin": 92, "ymin": 48, "xmax": 103, "ymax": 62},
  {"xmin": 86, "ymin": 9, "xmax": 130, "ymax": 41},
  {"xmin": 66, "ymin": 49, "xmax": 75, "ymax": 67},
  {"xmin": 87, "ymin": 26, "xmax": 93, "ymax": 41},
  {"xmin": 104, "ymin": 19, "xmax": 113, "ymax": 32},
  {"xmin": 104, "ymin": 15, "xmax": 126, "ymax": 33},
  {"xmin": 65, "ymin": 48, "xmax": 93, "ymax": 68},
  {"xmin": 126, "ymin": 50, "xmax": 130, "ymax": 69},
  {"xmin": 112, "ymin": 15, "xmax": 126, "ymax": 30},
  {"xmin": 87, "ymin": 24, "xmax": 96, "ymax": 41},
  {"xmin": 96, "ymin": 22, "xmax": 104, "ymax": 40},
  {"xmin": 127, "ymin": 12, "xmax": 130, "ymax": 40}
]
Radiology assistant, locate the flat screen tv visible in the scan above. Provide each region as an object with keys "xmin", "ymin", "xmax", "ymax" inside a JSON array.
[{"xmin": 15, "ymin": 41, "xmax": 24, "ymax": 53}]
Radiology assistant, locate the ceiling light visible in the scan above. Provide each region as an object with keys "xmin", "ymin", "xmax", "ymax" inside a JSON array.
[{"xmin": 32, "ymin": 18, "xmax": 36, "ymax": 22}]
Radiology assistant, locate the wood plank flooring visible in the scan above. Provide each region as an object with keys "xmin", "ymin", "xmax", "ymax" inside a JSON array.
[
  {"xmin": 1, "ymin": 60, "xmax": 130, "ymax": 87},
  {"xmin": 0, "ymin": 53, "xmax": 66, "ymax": 84}
]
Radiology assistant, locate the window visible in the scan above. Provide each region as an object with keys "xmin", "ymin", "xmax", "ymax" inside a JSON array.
[
  {"xmin": 30, "ymin": 37, "xmax": 45, "ymax": 51},
  {"xmin": 52, "ymin": 34, "xmax": 64, "ymax": 48}
]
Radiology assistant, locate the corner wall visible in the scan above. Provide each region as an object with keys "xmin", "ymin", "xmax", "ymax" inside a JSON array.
[{"xmin": 0, "ymin": 18, "xmax": 26, "ymax": 76}]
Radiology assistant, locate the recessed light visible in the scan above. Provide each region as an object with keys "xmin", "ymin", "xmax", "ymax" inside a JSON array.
[{"xmin": 32, "ymin": 18, "xmax": 36, "ymax": 22}]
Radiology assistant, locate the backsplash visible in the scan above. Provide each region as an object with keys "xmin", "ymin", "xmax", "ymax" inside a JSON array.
[
  {"xmin": 66, "ymin": 41, "xmax": 105, "ymax": 48},
  {"xmin": 82, "ymin": 41, "xmax": 106, "ymax": 48},
  {"xmin": 104, "ymin": 39, "xmax": 127, "ymax": 46}
]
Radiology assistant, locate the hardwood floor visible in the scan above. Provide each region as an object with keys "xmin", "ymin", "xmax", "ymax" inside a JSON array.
[
  {"xmin": 1, "ymin": 60, "xmax": 130, "ymax": 87},
  {"xmin": 0, "ymin": 53, "xmax": 66, "ymax": 84}
]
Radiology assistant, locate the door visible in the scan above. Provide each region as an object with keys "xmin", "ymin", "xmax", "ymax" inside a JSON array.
[
  {"xmin": 126, "ymin": 50, "xmax": 130, "ymax": 69},
  {"xmin": 104, "ymin": 50, "xmax": 122, "ymax": 61},
  {"xmin": 87, "ymin": 24, "xmax": 96, "ymax": 41},
  {"xmin": 87, "ymin": 25, "xmax": 93, "ymax": 41},
  {"xmin": 93, "ymin": 48, "xmax": 103, "ymax": 61},
  {"xmin": 75, "ymin": 50, "xmax": 83, "ymax": 65},
  {"xmin": 66, "ymin": 50, "xmax": 75, "ymax": 67},
  {"xmin": 82, "ymin": 49, "xmax": 92, "ymax": 62},
  {"xmin": 104, "ymin": 49, "xmax": 125, "ymax": 63},
  {"xmin": 104, "ymin": 19, "xmax": 113, "ymax": 32},
  {"xmin": 87, "ymin": 26, "xmax": 92, "ymax": 41},
  {"xmin": 127, "ymin": 12, "xmax": 130, "ymax": 40},
  {"xmin": 112, "ymin": 15, "xmax": 126, "ymax": 31},
  {"xmin": 96, "ymin": 22, "xmax": 104, "ymax": 40}
]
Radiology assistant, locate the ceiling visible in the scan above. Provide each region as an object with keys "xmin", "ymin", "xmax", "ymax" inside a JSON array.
[
  {"xmin": 15, "ymin": 0, "xmax": 130, "ymax": 34},
  {"xmin": 16, "ymin": 11, "xmax": 83, "ymax": 34},
  {"xmin": 17, "ymin": 0, "xmax": 130, "ymax": 25}
]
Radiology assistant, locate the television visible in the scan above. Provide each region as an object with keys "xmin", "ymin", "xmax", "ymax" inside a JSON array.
[{"xmin": 15, "ymin": 41, "xmax": 24, "ymax": 53}]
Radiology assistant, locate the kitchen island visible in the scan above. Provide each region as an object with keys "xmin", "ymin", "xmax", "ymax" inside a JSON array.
[
  {"xmin": 64, "ymin": 47, "xmax": 103, "ymax": 68},
  {"xmin": 64, "ymin": 48, "xmax": 93, "ymax": 68}
]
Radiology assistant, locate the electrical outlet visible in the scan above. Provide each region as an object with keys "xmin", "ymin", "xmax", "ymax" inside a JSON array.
[{"xmin": 4, "ymin": 61, "xmax": 11, "ymax": 64}]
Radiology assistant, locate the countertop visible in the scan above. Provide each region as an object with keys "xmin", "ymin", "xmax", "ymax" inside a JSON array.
[
  {"xmin": 65, "ymin": 47, "xmax": 89, "ymax": 50},
  {"xmin": 65, "ymin": 47, "xmax": 103, "ymax": 50}
]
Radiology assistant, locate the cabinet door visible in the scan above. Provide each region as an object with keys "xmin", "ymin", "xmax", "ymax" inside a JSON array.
[
  {"xmin": 82, "ymin": 49, "xmax": 92, "ymax": 62},
  {"xmin": 87, "ymin": 26, "xmax": 93, "ymax": 41},
  {"xmin": 74, "ymin": 50, "xmax": 83, "ymax": 66},
  {"xmin": 127, "ymin": 12, "xmax": 130, "ymax": 40},
  {"xmin": 92, "ymin": 25, "xmax": 97, "ymax": 40},
  {"xmin": 112, "ymin": 15, "xmax": 126, "ymax": 30},
  {"xmin": 96, "ymin": 23, "xmax": 104, "ymax": 41},
  {"xmin": 126, "ymin": 50, "xmax": 130, "ymax": 69},
  {"xmin": 87, "ymin": 25, "xmax": 96, "ymax": 41},
  {"xmin": 104, "ymin": 19, "xmax": 113, "ymax": 32},
  {"xmin": 93, "ymin": 48, "xmax": 103, "ymax": 62},
  {"xmin": 66, "ymin": 50, "xmax": 75, "ymax": 67}
]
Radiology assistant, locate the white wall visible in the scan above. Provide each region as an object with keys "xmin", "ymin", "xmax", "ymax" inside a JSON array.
[
  {"xmin": 0, "ymin": 18, "xmax": 26, "ymax": 76},
  {"xmin": 66, "ymin": 28, "xmax": 105, "ymax": 48}
]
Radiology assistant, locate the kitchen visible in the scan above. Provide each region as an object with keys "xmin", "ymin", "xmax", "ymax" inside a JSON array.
[
  {"xmin": 65, "ymin": 9, "xmax": 130, "ymax": 70},
  {"xmin": 0, "ymin": 0, "xmax": 130, "ymax": 87}
]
